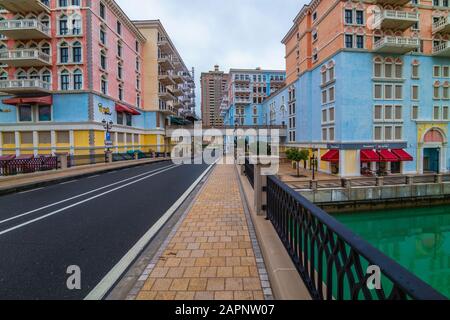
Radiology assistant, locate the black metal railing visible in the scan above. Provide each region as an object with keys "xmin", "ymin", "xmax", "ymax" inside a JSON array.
[
  {"xmin": 266, "ymin": 175, "xmax": 447, "ymax": 300},
  {"xmin": 244, "ymin": 157, "xmax": 254, "ymax": 188},
  {"xmin": 0, "ymin": 155, "xmax": 58, "ymax": 176}
]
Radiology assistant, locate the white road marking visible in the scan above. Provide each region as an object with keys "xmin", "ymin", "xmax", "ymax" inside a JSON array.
[
  {"xmin": 19, "ymin": 188, "xmax": 44, "ymax": 194},
  {"xmin": 84, "ymin": 163, "xmax": 216, "ymax": 300},
  {"xmin": 61, "ymin": 180, "xmax": 78, "ymax": 185},
  {"xmin": 0, "ymin": 165, "xmax": 179, "ymax": 237},
  {"xmin": 0, "ymin": 164, "xmax": 176, "ymax": 226},
  {"xmin": 87, "ymin": 175, "xmax": 100, "ymax": 179}
]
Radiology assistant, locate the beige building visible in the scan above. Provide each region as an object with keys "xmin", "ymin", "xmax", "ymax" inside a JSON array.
[
  {"xmin": 133, "ymin": 20, "xmax": 196, "ymax": 127},
  {"xmin": 201, "ymin": 65, "xmax": 228, "ymax": 127}
]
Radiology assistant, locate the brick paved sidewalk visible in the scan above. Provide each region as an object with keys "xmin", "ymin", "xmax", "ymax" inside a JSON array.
[{"xmin": 128, "ymin": 164, "xmax": 272, "ymax": 300}]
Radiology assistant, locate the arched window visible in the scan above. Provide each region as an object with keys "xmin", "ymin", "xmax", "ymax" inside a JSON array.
[
  {"xmin": 41, "ymin": 42, "xmax": 50, "ymax": 55},
  {"xmin": 58, "ymin": 15, "xmax": 68, "ymax": 35},
  {"xmin": 101, "ymin": 75, "xmax": 108, "ymax": 94},
  {"xmin": 0, "ymin": 71, "xmax": 8, "ymax": 80},
  {"xmin": 100, "ymin": 50, "xmax": 107, "ymax": 70},
  {"xmin": 117, "ymin": 62, "xmax": 123, "ymax": 79},
  {"xmin": 118, "ymin": 84, "xmax": 123, "ymax": 101},
  {"xmin": 71, "ymin": 14, "xmax": 82, "ymax": 35},
  {"xmin": 29, "ymin": 69, "xmax": 39, "ymax": 79},
  {"xmin": 136, "ymin": 94, "xmax": 141, "ymax": 108},
  {"xmin": 72, "ymin": 41, "xmax": 82, "ymax": 63},
  {"xmin": 16, "ymin": 70, "xmax": 27, "ymax": 80},
  {"xmin": 73, "ymin": 69, "xmax": 83, "ymax": 90},
  {"xmin": 72, "ymin": 0, "xmax": 81, "ymax": 7},
  {"xmin": 41, "ymin": 69, "xmax": 51, "ymax": 84},
  {"xmin": 59, "ymin": 42, "xmax": 69, "ymax": 63},
  {"xmin": 40, "ymin": 14, "xmax": 50, "ymax": 29},
  {"xmin": 60, "ymin": 69, "xmax": 70, "ymax": 90}
]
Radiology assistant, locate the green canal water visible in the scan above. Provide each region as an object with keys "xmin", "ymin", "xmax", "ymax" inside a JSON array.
[{"xmin": 335, "ymin": 206, "xmax": 450, "ymax": 298}]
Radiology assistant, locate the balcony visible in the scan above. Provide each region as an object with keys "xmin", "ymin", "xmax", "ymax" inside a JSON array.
[
  {"xmin": 433, "ymin": 16, "xmax": 450, "ymax": 34},
  {"xmin": 157, "ymin": 37, "xmax": 173, "ymax": 54},
  {"xmin": 0, "ymin": 19, "xmax": 51, "ymax": 40},
  {"xmin": 234, "ymin": 77, "xmax": 251, "ymax": 84},
  {"xmin": 172, "ymin": 74, "xmax": 184, "ymax": 84},
  {"xmin": 172, "ymin": 87, "xmax": 184, "ymax": 97},
  {"xmin": 0, "ymin": 49, "xmax": 51, "ymax": 67},
  {"xmin": 373, "ymin": 10, "xmax": 419, "ymax": 31},
  {"xmin": 158, "ymin": 90, "xmax": 175, "ymax": 102},
  {"xmin": 235, "ymin": 87, "xmax": 252, "ymax": 94},
  {"xmin": 433, "ymin": 41, "xmax": 450, "ymax": 57},
  {"xmin": 373, "ymin": 0, "xmax": 410, "ymax": 5},
  {"xmin": 157, "ymin": 56, "xmax": 174, "ymax": 71},
  {"xmin": 373, "ymin": 36, "xmax": 420, "ymax": 54},
  {"xmin": 172, "ymin": 58, "xmax": 183, "ymax": 72},
  {"xmin": 0, "ymin": 79, "xmax": 51, "ymax": 94},
  {"xmin": 159, "ymin": 104, "xmax": 175, "ymax": 115},
  {"xmin": 158, "ymin": 73, "xmax": 175, "ymax": 86},
  {"xmin": 0, "ymin": 0, "xmax": 50, "ymax": 14},
  {"xmin": 235, "ymin": 97, "xmax": 252, "ymax": 105}
]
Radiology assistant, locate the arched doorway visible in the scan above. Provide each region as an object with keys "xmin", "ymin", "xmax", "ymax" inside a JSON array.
[{"xmin": 421, "ymin": 128, "xmax": 447, "ymax": 173}]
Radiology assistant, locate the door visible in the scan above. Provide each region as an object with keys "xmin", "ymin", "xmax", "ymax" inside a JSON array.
[{"xmin": 424, "ymin": 148, "xmax": 440, "ymax": 173}]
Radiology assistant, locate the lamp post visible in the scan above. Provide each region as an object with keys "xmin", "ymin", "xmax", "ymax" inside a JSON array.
[
  {"xmin": 312, "ymin": 152, "xmax": 317, "ymax": 181},
  {"xmin": 377, "ymin": 144, "xmax": 382, "ymax": 177},
  {"xmin": 102, "ymin": 119, "xmax": 114, "ymax": 153}
]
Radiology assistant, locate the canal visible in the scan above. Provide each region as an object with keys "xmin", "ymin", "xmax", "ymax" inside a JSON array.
[{"xmin": 336, "ymin": 205, "xmax": 450, "ymax": 298}]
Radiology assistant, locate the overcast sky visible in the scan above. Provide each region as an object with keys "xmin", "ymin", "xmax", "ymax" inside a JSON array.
[{"xmin": 115, "ymin": 0, "xmax": 307, "ymax": 115}]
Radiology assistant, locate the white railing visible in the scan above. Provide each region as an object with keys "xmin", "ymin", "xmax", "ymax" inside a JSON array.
[
  {"xmin": 0, "ymin": 79, "xmax": 51, "ymax": 90},
  {"xmin": 374, "ymin": 36, "xmax": 420, "ymax": 50},
  {"xmin": 433, "ymin": 41, "xmax": 450, "ymax": 54},
  {"xmin": 433, "ymin": 16, "xmax": 450, "ymax": 32},
  {"xmin": 0, "ymin": 19, "xmax": 50, "ymax": 36},
  {"xmin": 0, "ymin": 49, "xmax": 50, "ymax": 63},
  {"xmin": 235, "ymin": 87, "xmax": 252, "ymax": 93}
]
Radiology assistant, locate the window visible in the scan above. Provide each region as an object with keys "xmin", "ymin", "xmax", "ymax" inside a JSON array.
[
  {"xmin": 412, "ymin": 106, "xmax": 419, "ymax": 120},
  {"xmin": 59, "ymin": 0, "xmax": 68, "ymax": 7},
  {"xmin": 100, "ymin": 50, "xmax": 107, "ymax": 70},
  {"xmin": 60, "ymin": 70, "xmax": 70, "ymax": 90},
  {"xmin": 100, "ymin": 2, "xmax": 106, "ymax": 20},
  {"xmin": 385, "ymin": 105, "xmax": 393, "ymax": 120},
  {"xmin": 59, "ymin": 42, "xmax": 69, "ymax": 63},
  {"xmin": 118, "ymin": 85, "xmax": 123, "ymax": 100},
  {"xmin": 101, "ymin": 75, "xmax": 108, "ymax": 94},
  {"xmin": 385, "ymin": 61, "xmax": 393, "ymax": 78},
  {"xmin": 313, "ymin": 11, "xmax": 318, "ymax": 21},
  {"xmin": 356, "ymin": 35, "xmax": 364, "ymax": 49},
  {"xmin": 329, "ymin": 107, "xmax": 335, "ymax": 122},
  {"xmin": 444, "ymin": 66, "xmax": 450, "ymax": 78},
  {"xmin": 395, "ymin": 105, "xmax": 402, "ymax": 120},
  {"xmin": 18, "ymin": 105, "xmax": 32, "ymax": 122},
  {"xmin": 412, "ymin": 85, "xmax": 419, "ymax": 100},
  {"xmin": 434, "ymin": 66, "xmax": 441, "ymax": 77},
  {"xmin": 56, "ymin": 131, "xmax": 70, "ymax": 144},
  {"xmin": 118, "ymin": 63, "xmax": 123, "ymax": 79},
  {"xmin": 345, "ymin": 9, "xmax": 353, "ymax": 24},
  {"xmin": 73, "ymin": 69, "xmax": 82, "ymax": 90},
  {"xmin": 42, "ymin": 70, "xmax": 51, "ymax": 84},
  {"xmin": 444, "ymin": 106, "xmax": 449, "ymax": 120},
  {"xmin": 385, "ymin": 85, "xmax": 393, "ymax": 99},
  {"xmin": 434, "ymin": 106, "xmax": 441, "ymax": 120},
  {"xmin": 395, "ymin": 61, "xmax": 403, "ymax": 78},
  {"xmin": 329, "ymin": 127, "xmax": 335, "ymax": 141},
  {"xmin": 72, "ymin": 14, "xmax": 82, "ymax": 35},
  {"xmin": 374, "ymin": 84, "xmax": 382, "ymax": 99},
  {"xmin": 345, "ymin": 34, "xmax": 353, "ymax": 48},
  {"xmin": 126, "ymin": 114, "xmax": 132, "ymax": 126},
  {"xmin": 374, "ymin": 60, "xmax": 382, "ymax": 78},
  {"xmin": 385, "ymin": 126, "xmax": 393, "ymax": 140},
  {"xmin": 59, "ymin": 15, "xmax": 68, "ymax": 35},
  {"xmin": 444, "ymin": 86, "xmax": 449, "ymax": 99},
  {"xmin": 72, "ymin": 41, "xmax": 82, "ymax": 63},
  {"xmin": 395, "ymin": 85, "xmax": 403, "ymax": 100},
  {"xmin": 356, "ymin": 11, "xmax": 364, "ymax": 25},
  {"xmin": 38, "ymin": 132, "xmax": 51, "ymax": 145},
  {"xmin": 117, "ymin": 21, "xmax": 122, "ymax": 35},
  {"xmin": 412, "ymin": 64, "xmax": 420, "ymax": 78},
  {"xmin": 117, "ymin": 42, "xmax": 122, "ymax": 57},
  {"xmin": 434, "ymin": 85, "xmax": 441, "ymax": 99},
  {"xmin": 322, "ymin": 90, "xmax": 327, "ymax": 104},
  {"xmin": 117, "ymin": 112, "xmax": 124, "ymax": 125},
  {"xmin": 21, "ymin": 132, "xmax": 33, "ymax": 145},
  {"xmin": 329, "ymin": 87, "xmax": 335, "ymax": 102},
  {"xmin": 2, "ymin": 132, "xmax": 15, "ymax": 145},
  {"xmin": 322, "ymin": 128, "xmax": 327, "ymax": 141},
  {"xmin": 395, "ymin": 126, "xmax": 402, "ymax": 140},
  {"xmin": 374, "ymin": 105, "xmax": 382, "ymax": 120},
  {"xmin": 100, "ymin": 27, "xmax": 106, "ymax": 45},
  {"xmin": 322, "ymin": 109, "xmax": 327, "ymax": 123},
  {"xmin": 374, "ymin": 126, "xmax": 382, "ymax": 141},
  {"xmin": 38, "ymin": 105, "xmax": 51, "ymax": 121}
]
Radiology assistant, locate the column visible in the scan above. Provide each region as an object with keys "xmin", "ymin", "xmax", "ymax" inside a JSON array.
[
  {"xmin": 114, "ymin": 132, "xmax": 119, "ymax": 153},
  {"xmin": 51, "ymin": 130, "xmax": 56, "ymax": 155},
  {"xmin": 441, "ymin": 144, "xmax": 448, "ymax": 173},
  {"xmin": 69, "ymin": 130, "xmax": 75, "ymax": 155},
  {"xmin": 15, "ymin": 131, "xmax": 20, "ymax": 156},
  {"xmin": 0, "ymin": 131, "xmax": 3, "ymax": 156},
  {"xmin": 417, "ymin": 144, "xmax": 424, "ymax": 174},
  {"xmin": 33, "ymin": 131, "xmax": 38, "ymax": 157}
]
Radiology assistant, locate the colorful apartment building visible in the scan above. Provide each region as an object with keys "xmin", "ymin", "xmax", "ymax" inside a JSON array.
[
  {"xmin": 261, "ymin": 0, "xmax": 450, "ymax": 177},
  {"xmin": 0, "ymin": 0, "xmax": 195, "ymax": 157},
  {"xmin": 220, "ymin": 68, "xmax": 285, "ymax": 126},
  {"xmin": 200, "ymin": 65, "xmax": 228, "ymax": 127}
]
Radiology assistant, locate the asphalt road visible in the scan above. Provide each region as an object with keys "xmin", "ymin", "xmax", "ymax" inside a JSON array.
[{"xmin": 0, "ymin": 160, "xmax": 210, "ymax": 300}]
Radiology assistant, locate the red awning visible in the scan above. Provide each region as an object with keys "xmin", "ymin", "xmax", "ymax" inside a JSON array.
[
  {"xmin": 391, "ymin": 149, "xmax": 413, "ymax": 162},
  {"xmin": 115, "ymin": 103, "xmax": 141, "ymax": 116},
  {"xmin": 2, "ymin": 95, "xmax": 52, "ymax": 106},
  {"xmin": 378, "ymin": 149, "xmax": 399, "ymax": 162},
  {"xmin": 361, "ymin": 150, "xmax": 380, "ymax": 162},
  {"xmin": 321, "ymin": 150, "xmax": 339, "ymax": 162}
]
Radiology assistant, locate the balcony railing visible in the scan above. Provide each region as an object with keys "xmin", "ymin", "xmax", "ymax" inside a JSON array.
[
  {"xmin": 0, "ymin": 19, "xmax": 50, "ymax": 40},
  {"xmin": 0, "ymin": 49, "xmax": 50, "ymax": 67},
  {"xmin": 157, "ymin": 56, "xmax": 174, "ymax": 71},
  {"xmin": 235, "ymin": 97, "xmax": 252, "ymax": 104},
  {"xmin": 158, "ymin": 90, "xmax": 175, "ymax": 102},
  {"xmin": 433, "ymin": 16, "xmax": 450, "ymax": 34},
  {"xmin": 373, "ymin": 36, "xmax": 420, "ymax": 54},
  {"xmin": 265, "ymin": 175, "xmax": 447, "ymax": 300},
  {"xmin": 0, "ymin": 0, "xmax": 50, "ymax": 14},
  {"xmin": 235, "ymin": 87, "xmax": 252, "ymax": 93},
  {"xmin": 157, "ymin": 36, "xmax": 173, "ymax": 54},
  {"xmin": 433, "ymin": 41, "xmax": 450, "ymax": 57},
  {"xmin": 0, "ymin": 79, "xmax": 51, "ymax": 94},
  {"xmin": 158, "ymin": 72, "xmax": 175, "ymax": 86},
  {"xmin": 373, "ymin": 10, "xmax": 419, "ymax": 31},
  {"xmin": 373, "ymin": 0, "xmax": 410, "ymax": 5}
]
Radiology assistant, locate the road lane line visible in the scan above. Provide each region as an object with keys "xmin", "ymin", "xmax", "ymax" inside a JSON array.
[
  {"xmin": 0, "ymin": 164, "xmax": 176, "ymax": 226},
  {"xmin": 0, "ymin": 165, "xmax": 179, "ymax": 237},
  {"xmin": 84, "ymin": 162, "xmax": 216, "ymax": 300},
  {"xmin": 19, "ymin": 188, "xmax": 44, "ymax": 194},
  {"xmin": 60, "ymin": 180, "xmax": 78, "ymax": 185}
]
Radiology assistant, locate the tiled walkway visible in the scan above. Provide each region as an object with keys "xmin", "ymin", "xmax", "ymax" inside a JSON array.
[{"xmin": 129, "ymin": 164, "xmax": 272, "ymax": 300}]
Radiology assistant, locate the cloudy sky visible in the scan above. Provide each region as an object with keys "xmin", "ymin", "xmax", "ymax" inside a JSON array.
[{"xmin": 115, "ymin": 0, "xmax": 307, "ymax": 115}]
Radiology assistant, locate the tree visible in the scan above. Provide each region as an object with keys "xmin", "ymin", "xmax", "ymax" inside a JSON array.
[{"xmin": 286, "ymin": 148, "xmax": 310, "ymax": 177}]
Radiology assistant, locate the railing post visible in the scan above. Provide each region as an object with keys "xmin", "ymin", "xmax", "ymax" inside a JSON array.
[
  {"xmin": 106, "ymin": 151, "xmax": 113, "ymax": 164},
  {"xmin": 435, "ymin": 174, "xmax": 443, "ymax": 184},
  {"xmin": 376, "ymin": 176, "xmax": 384, "ymax": 187},
  {"xmin": 57, "ymin": 154, "xmax": 68, "ymax": 170},
  {"xmin": 254, "ymin": 160, "xmax": 268, "ymax": 217},
  {"xmin": 406, "ymin": 175, "xmax": 414, "ymax": 185},
  {"xmin": 310, "ymin": 180, "xmax": 318, "ymax": 191},
  {"xmin": 342, "ymin": 178, "xmax": 352, "ymax": 189}
]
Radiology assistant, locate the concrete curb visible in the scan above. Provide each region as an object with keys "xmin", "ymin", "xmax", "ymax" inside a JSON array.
[
  {"xmin": 0, "ymin": 158, "xmax": 170, "ymax": 196},
  {"xmin": 234, "ymin": 164, "xmax": 312, "ymax": 300}
]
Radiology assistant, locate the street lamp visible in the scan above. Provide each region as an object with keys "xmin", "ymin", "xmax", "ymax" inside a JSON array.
[
  {"xmin": 311, "ymin": 152, "xmax": 317, "ymax": 181},
  {"xmin": 102, "ymin": 119, "xmax": 114, "ymax": 153}
]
